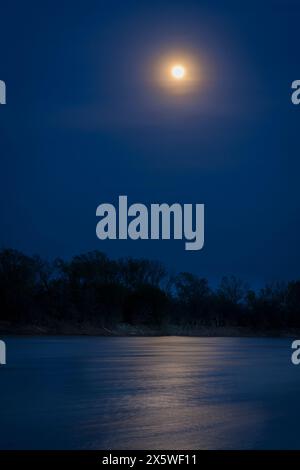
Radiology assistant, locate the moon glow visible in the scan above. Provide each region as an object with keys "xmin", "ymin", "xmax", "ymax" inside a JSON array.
[{"xmin": 152, "ymin": 51, "xmax": 202, "ymax": 97}]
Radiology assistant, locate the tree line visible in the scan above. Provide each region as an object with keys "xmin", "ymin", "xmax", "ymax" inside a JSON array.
[{"xmin": 0, "ymin": 248, "xmax": 300, "ymax": 333}]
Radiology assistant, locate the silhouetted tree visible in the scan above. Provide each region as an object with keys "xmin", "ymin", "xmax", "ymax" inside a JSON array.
[
  {"xmin": 215, "ymin": 276, "xmax": 248, "ymax": 326},
  {"xmin": 0, "ymin": 248, "xmax": 300, "ymax": 334},
  {"xmin": 172, "ymin": 272, "xmax": 212, "ymax": 325},
  {"xmin": 0, "ymin": 249, "xmax": 39, "ymax": 322},
  {"xmin": 118, "ymin": 258, "xmax": 166, "ymax": 290}
]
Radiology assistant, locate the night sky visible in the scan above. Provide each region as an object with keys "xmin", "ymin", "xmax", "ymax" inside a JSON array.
[{"xmin": 0, "ymin": 0, "xmax": 299, "ymax": 285}]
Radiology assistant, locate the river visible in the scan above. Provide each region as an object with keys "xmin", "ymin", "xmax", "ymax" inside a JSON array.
[{"xmin": 0, "ymin": 336, "xmax": 299, "ymax": 449}]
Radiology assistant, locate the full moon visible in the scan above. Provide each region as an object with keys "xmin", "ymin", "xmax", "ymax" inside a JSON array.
[
  {"xmin": 155, "ymin": 54, "xmax": 201, "ymax": 94},
  {"xmin": 171, "ymin": 64, "xmax": 186, "ymax": 80}
]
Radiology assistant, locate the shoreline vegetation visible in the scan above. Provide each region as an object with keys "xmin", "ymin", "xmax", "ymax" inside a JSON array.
[
  {"xmin": 1, "ymin": 248, "xmax": 300, "ymax": 337},
  {"xmin": 1, "ymin": 322, "xmax": 300, "ymax": 337}
]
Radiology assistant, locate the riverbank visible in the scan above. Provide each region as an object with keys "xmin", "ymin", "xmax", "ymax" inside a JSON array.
[{"xmin": 0, "ymin": 321, "xmax": 299, "ymax": 337}]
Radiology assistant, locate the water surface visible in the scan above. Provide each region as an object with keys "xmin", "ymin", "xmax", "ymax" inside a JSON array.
[{"xmin": 0, "ymin": 336, "xmax": 299, "ymax": 449}]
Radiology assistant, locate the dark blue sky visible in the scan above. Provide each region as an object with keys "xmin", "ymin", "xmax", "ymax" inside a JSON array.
[{"xmin": 0, "ymin": 0, "xmax": 299, "ymax": 285}]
